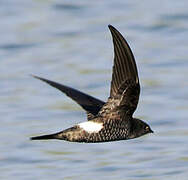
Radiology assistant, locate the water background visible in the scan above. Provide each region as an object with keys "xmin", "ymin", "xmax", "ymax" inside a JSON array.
[{"xmin": 1, "ymin": 0, "xmax": 188, "ymax": 179}]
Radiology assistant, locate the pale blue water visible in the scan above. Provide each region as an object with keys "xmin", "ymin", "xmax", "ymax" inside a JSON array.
[{"xmin": 1, "ymin": 0, "xmax": 188, "ymax": 179}]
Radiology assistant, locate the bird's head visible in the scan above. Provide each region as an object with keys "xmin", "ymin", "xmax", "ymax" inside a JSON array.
[{"xmin": 129, "ymin": 118, "xmax": 153, "ymax": 139}]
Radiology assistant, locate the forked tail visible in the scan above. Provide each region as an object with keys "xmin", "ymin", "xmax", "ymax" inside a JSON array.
[{"xmin": 30, "ymin": 133, "xmax": 58, "ymax": 140}]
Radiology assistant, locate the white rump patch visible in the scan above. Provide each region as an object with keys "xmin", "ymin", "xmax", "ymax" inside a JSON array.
[{"xmin": 78, "ymin": 121, "xmax": 103, "ymax": 133}]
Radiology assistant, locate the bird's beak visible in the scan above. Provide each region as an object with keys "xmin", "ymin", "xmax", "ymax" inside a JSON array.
[{"xmin": 150, "ymin": 129, "xmax": 154, "ymax": 133}]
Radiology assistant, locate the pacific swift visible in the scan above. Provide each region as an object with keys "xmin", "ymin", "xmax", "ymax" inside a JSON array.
[{"xmin": 31, "ymin": 25, "xmax": 153, "ymax": 143}]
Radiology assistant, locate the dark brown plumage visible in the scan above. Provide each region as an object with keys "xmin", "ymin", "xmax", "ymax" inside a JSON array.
[{"xmin": 31, "ymin": 25, "xmax": 153, "ymax": 143}]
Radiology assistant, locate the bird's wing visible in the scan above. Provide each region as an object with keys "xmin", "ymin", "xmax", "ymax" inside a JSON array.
[
  {"xmin": 107, "ymin": 25, "xmax": 140, "ymax": 116},
  {"xmin": 32, "ymin": 75, "xmax": 105, "ymax": 119}
]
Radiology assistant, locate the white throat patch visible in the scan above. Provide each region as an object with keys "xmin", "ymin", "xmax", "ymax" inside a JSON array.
[{"xmin": 78, "ymin": 121, "xmax": 103, "ymax": 133}]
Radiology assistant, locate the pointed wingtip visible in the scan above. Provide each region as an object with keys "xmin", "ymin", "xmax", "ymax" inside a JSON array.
[
  {"xmin": 108, "ymin": 24, "xmax": 112, "ymax": 28},
  {"xmin": 30, "ymin": 74, "xmax": 49, "ymax": 83},
  {"xmin": 30, "ymin": 74, "xmax": 41, "ymax": 80},
  {"xmin": 108, "ymin": 25, "xmax": 121, "ymax": 39},
  {"xmin": 108, "ymin": 24, "xmax": 115, "ymax": 30}
]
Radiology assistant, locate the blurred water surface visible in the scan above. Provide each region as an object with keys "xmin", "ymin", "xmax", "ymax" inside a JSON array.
[{"xmin": 1, "ymin": 0, "xmax": 188, "ymax": 179}]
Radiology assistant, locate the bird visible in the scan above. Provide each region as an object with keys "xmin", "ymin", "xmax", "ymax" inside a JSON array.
[{"xmin": 30, "ymin": 25, "xmax": 153, "ymax": 143}]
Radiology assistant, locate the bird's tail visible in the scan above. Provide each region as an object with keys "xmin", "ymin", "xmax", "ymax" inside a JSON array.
[{"xmin": 30, "ymin": 133, "xmax": 59, "ymax": 140}]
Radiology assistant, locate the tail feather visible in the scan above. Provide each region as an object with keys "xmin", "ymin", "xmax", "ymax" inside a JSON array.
[{"xmin": 30, "ymin": 133, "xmax": 58, "ymax": 140}]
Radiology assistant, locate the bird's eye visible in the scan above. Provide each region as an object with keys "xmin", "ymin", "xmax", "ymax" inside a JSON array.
[{"xmin": 145, "ymin": 126, "xmax": 149, "ymax": 130}]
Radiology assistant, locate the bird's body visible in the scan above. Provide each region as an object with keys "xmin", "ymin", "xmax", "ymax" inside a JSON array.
[
  {"xmin": 32, "ymin": 115, "xmax": 130, "ymax": 143},
  {"xmin": 31, "ymin": 25, "xmax": 153, "ymax": 143}
]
